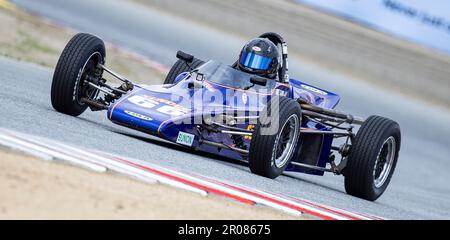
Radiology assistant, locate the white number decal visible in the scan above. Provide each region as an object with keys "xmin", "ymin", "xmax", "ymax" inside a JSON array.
[
  {"xmin": 127, "ymin": 95, "xmax": 158, "ymax": 108},
  {"xmin": 128, "ymin": 95, "xmax": 188, "ymax": 117}
]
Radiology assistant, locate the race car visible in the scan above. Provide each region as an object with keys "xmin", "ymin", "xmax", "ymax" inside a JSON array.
[{"xmin": 50, "ymin": 32, "xmax": 401, "ymax": 201}]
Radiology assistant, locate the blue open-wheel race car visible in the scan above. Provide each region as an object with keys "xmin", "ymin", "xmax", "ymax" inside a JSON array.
[{"xmin": 50, "ymin": 32, "xmax": 401, "ymax": 201}]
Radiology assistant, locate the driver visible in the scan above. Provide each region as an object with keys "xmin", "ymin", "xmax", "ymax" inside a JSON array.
[
  {"xmin": 237, "ymin": 36, "xmax": 317, "ymax": 105},
  {"xmin": 237, "ymin": 38, "xmax": 281, "ymax": 80}
]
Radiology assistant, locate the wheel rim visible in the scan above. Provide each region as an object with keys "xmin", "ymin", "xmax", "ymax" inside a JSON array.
[
  {"xmin": 272, "ymin": 114, "xmax": 300, "ymax": 168},
  {"xmin": 75, "ymin": 52, "xmax": 103, "ymax": 105},
  {"xmin": 373, "ymin": 136, "xmax": 396, "ymax": 188}
]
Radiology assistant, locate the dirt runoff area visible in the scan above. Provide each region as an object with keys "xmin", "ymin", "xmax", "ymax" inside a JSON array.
[
  {"xmin": 0, "ymin": 149, "xmax": 302, "ymax": 220},
  {"xmin": 0, "ymin": 5, "xmax": 166, "ymax": 84}
]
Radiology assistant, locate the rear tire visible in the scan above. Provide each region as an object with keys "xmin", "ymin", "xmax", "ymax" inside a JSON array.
[
  {"xmin": 249, "ymin": 96, "xmax": 302, "ymax": 179},
  {"xmin": 51, "ymin": 33, "xmax": 106, "ymax": 116},
  {"xmin": 344, "ymin": 116, "xmax": 401, "ymax": 201},
  {"xmin": 164, "ymin": 58, "xmax": 205, "ymax": 84}
]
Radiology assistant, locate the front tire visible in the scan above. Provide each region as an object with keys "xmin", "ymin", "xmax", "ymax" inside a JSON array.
[
  {"xmin": 249, "ymin": 96, "xmax": 302, "ymax": 179},
  {"xmin": 51, "ymin": 33, "xmax": 106, "ymax": 116},
  {"xmin": 164, "ymin": 58, "xmax": 205, "ymax": 84},
  {"xmin": 344, "ymin": 116, "xmax": 401, "ymax": 201}
]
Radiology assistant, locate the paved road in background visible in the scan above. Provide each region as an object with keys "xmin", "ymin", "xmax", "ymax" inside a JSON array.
[{"xmin": 4, "ymin": 0, "xmax": 450, "ymax": 219}]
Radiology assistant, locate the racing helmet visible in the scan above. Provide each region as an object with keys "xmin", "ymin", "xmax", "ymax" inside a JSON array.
[{"xmin": 238, "ymin": 38, "xmax": 280, "ymax": 78}]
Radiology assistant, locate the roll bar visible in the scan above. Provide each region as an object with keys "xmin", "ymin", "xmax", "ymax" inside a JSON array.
[{"xmin": 258, "ymin": 32, "xmax": 289, "ymax": 83}]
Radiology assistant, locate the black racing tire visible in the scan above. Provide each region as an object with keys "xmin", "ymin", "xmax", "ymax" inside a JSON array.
[
  {"xmin": 51, "ymin": 33, "xmax": 106, "ymax": 116},
  {"xmin": 344, "ymin": 116, "xmax": 401, "ymax": 201},
  {"xmin": 164, "ymin": 58, "xmax": 205, "ymax": 84},
  {"xmin": 249, "ymin": 96, "xmax": 302, "ymax": 179}
]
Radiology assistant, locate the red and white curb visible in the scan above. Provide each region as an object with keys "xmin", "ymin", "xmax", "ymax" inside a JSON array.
[{"xmin": 0, "ymin": 128, "xmax": 384, "ymax": 220}]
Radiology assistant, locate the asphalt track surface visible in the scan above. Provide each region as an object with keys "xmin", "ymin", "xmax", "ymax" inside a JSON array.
[{"xmin": 3, "ymin": 0, "xmax": 450, "ymax": 219}]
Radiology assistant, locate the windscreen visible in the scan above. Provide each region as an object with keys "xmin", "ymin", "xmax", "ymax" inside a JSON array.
[{"xmin": 196, "ymin": 61, "xmax": 276, "ymax": 91}]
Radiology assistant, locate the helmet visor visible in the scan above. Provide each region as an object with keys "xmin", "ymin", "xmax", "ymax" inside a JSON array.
[{"xmin": 240, "ymin": 51, "xmax": 273, "ymax": 71}]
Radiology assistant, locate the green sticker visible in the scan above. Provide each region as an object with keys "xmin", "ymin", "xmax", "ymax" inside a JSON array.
[{"xmin": 176, "ymin": 131, "xmax": 195, "ymax": 147}]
